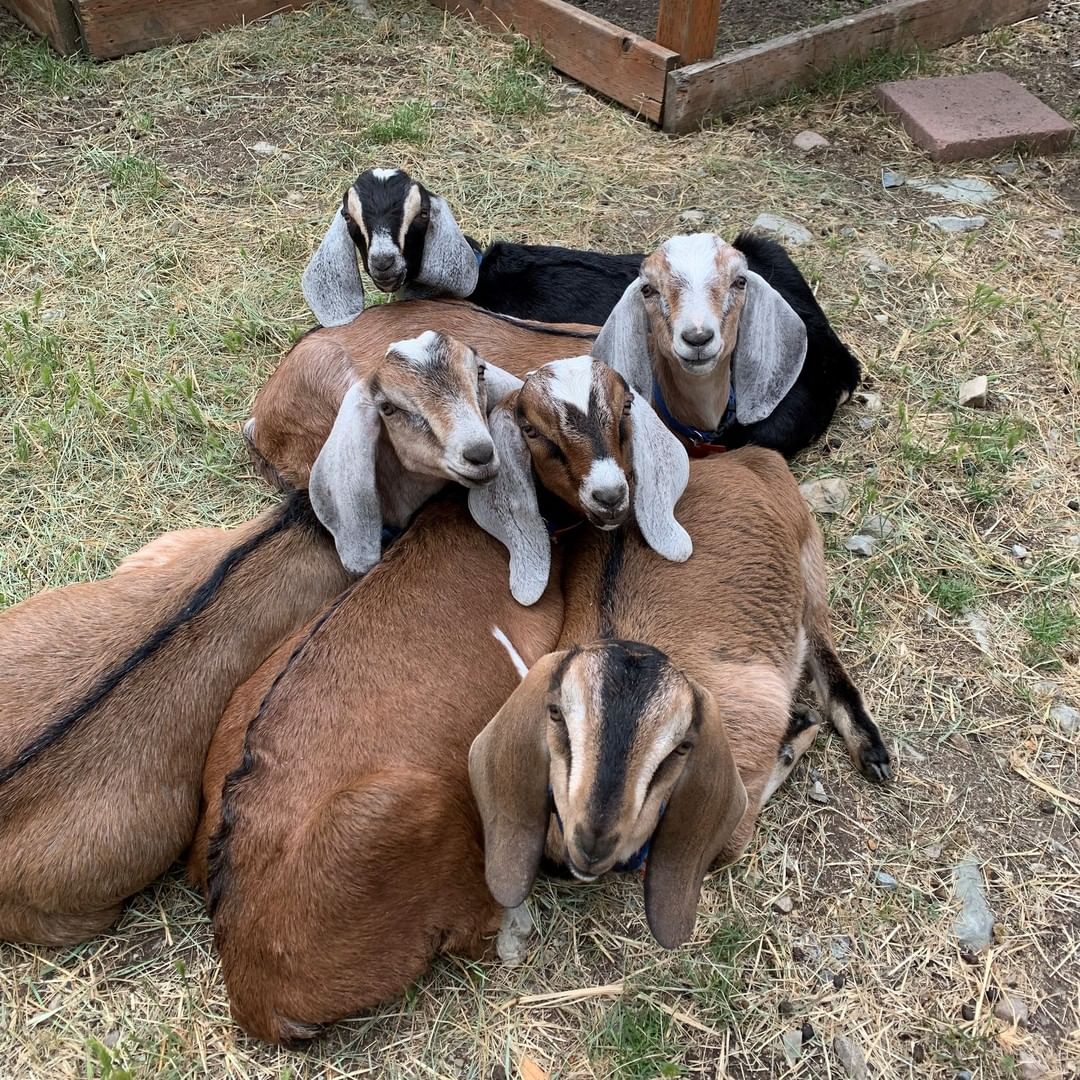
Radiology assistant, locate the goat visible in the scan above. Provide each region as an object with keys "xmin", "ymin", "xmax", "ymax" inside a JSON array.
[
  {"xmin": 301, "ymin": 167, "xmax": 641, "ymax": 327},
  {"xmin": 246, "ymin": 299, "xmax": 598, "ymax": 491},
  {"xmin": 0, "ymin": 492, "xmax": 350, "ymax": 946},
  {"xmin": 592, "ymin": 232, "xmax": 861, "ymax": 458},
  {"xmin": 471, "ymin": 446, "xmax": 893, "ymax": 950}
]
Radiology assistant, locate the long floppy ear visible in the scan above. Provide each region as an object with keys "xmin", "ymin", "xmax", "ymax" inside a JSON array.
[
  {"xmin": 301, "ymin": 210, "xmax": 365, "ymax": 327},
  {"xmin": 415, "ymin": 195, "xmax": 479, "ymax": 298},
  {"xmin": 469, "ymin": 650, "xmax": 567, "ymax": 907},
  {"xmin": 481, "ymin": 362, "xmax": 524, "ymax": 413},
  {"xmin": 643, "ymin": 686, "xmax": 748, "ymax": 948},
  {"xmin": 629, "ymin": 391, "xmax": 692, "ymax": 563},
  {"xmin": 468, "ymin": 403, "xmax": 550, "ymax": 607},
  {"xmin": 308, "ymin": 381, "xmax": 383, "ymax": 575},
  {"xmin": 732, "ymin": 270, "xmax": 807, "ymax": 425},
  {"xmin": 592, "ymin": 279, "xmax": 653, "ymax": 396}
]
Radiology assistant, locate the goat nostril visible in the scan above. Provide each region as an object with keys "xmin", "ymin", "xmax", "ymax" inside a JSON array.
[
  {"xmin": 573, "ymin": 825, "xmax": 616, "ymax": 866},
  {"xmin": 462, "ymin": 441, "xmax": 495, "ymax": 467},
  {"xmin": 369, "ymin": 254, "xmax": 396, "ymax": 271},
  {"xmin": 591, "ymin": 484, "xmax": 627, "ymax": 509},
  {"xmin": 680, "ymin": 327, "xmax": 715, "ymax": 348}
]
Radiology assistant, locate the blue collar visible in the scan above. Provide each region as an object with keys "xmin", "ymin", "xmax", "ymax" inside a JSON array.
[
  {"xmin": 652, "ymin": 376, "xmax": 736, "ymax": 449},
  {"xmin": 474, "ymin": 248, "xmax": 484, "ymax": 268},
  {"xmin": 380, "ymin": 524, "xmax": 403, "ymax": 550},
  {"xmin": 548, "ymin": 788, "xmax": 664, "ymax": 874}
]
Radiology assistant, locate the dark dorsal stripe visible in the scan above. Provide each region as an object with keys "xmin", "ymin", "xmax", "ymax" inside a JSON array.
[
  {"xmin": 598, "ymin": 530, "xmax": 625, "ymax": 640},
  {"xmin": 0, "ymin": 490, "xmax": 324, "ymax": 789}
]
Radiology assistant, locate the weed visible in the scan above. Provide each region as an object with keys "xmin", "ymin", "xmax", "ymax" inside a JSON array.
[
  {"xmin": 480, "ymin": 38, "xmax": 550, "ymax": 117},
  {"xmin": 83, "ymin": 150, "xmax": 172, "ymax": 204},
  {"xmin": 0, "ymin": 36, "xmax": 95, "ymax": 93},
  {"xmin": 590, "ymin": 995, "xmax": 684, "ymax": 1079},
  {"xmin": 364, "ymin": 101, "xmax": 432, "ymax": 145},
  {"xmin": 922, "ymin": 572, "xmax": 979, "ymax": 615},
  {"xmin": 0, "ymin": 202, "xmax": 49, "ymax": 261},
  {"xmin": 1021, "ymin": 598, "xmax": 1078, "ymax": 670}
]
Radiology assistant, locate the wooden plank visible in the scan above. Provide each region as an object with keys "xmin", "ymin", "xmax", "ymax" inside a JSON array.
[
  {"xmin": 0, "ymin": 0, "xmax": 81, "ymax": 53},
  {"xmin": 663, "ymin": 0, "xmax": 1049, "ymax": 133},
  {"xmin": 431, "ymin": 0, "xmax": 678, "ymax": 123},
  {"xmin": 73, "ymin": 0, "xmax": 306, "ymax": 59},
  {"xmin": 655, "ymin": 0, "xmax": 722, "ymax": 65}
]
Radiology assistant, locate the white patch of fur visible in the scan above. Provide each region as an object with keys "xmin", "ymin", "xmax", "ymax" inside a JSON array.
[
  {"xmin": 242, "ymin": 417, "xmax": 256, "ymax": 441},
  {"xmin": 631, "ymin": 696, "xmax": 692, "ymax": 811},
  {"xmin": 492, "ymin": 626, "xmax": 529, "ymax": 680},
  {"xmin": 581, "ymin": 458, "xmax": 627, "ymax": 502},
  {"xmin": 398, "ymin": 184, "xmax": 422, "ymax": 249},
  {"xmin": 368, "ymin": 228, "xmax": 399, "ymax": 264},
  {"xmin": 545, "ymin": 355, "xmax": 593, "ymax": 413},
  {"xmin": 387, "ymin": 330, "xmax": 440, "ymax": 367},
  {"xmin": 561, "ymin": 666, "xmax": 589, "ymax": 804},
  {"xmin": 347, "ymin": 188, "xmax": 368, "ymax": 245},
  {"xmin": 663, "ymin": 233, "xmax": 721, "ymax": 292},
  {"xmin": 371, "ymin": 167, "xmax": 399, "ymax": 180}
]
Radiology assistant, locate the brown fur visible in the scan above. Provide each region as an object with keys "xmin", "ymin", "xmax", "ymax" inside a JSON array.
[
  {"xmin": 248, "ymin": 300, "xmax": 597, "ymax": 490},
  {"xmin": 0, "ymin": 500, "xmax": 349, "ymax": 945},
  {"xmin": 188, "ymin": 494, "xmax": 563, "ymax": 1044}
]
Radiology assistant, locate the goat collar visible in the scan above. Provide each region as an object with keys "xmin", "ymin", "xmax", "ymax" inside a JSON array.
[
  {"xmin": 537, "ymin": 487, "xmax": 585, "ymax": 544},
  {"xmin": 547, "ymin": 788, "xmax": 665, "ymax": 874},
  {"xmin": 651, "ymin": 375, "xmax": 736, "ymax": 457},
  {"xmin": 381, "ymin": 523, "xmax": 404, "ymax": 550}
]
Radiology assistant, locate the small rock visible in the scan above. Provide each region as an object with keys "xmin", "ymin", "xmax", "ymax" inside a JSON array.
[
  {"xmin": 857, "ymin": 248, "xmax": 894, "ymax": 274},
  {"xmin": 948, "ymin": 732, "xmax": 973, "ymax": 752},
  {"xmin": 39, "ymin": 308, "xmax": 64, "ymax": 325},
  {"xmin": 102, "ymin": 1030, "xmax": 120, "ymax": 1049},
  {"xmin": 992, "ymin": 994, "xmax": 1028, "ymax": 1026},
  {"xmin": 753, "ymin": 213, "xmax": 813, "ymax": 247},
  {"xmin": 793, "ymin": 129, "xmax": 830, "ymax": 151},
  {"xmin": 840, "ymin": 225, "xmax": 857, "ymax": 239},
  {"xmin": 677, "ymin": 208, "xmax": 706, "ymax": 225},
  {"xmin": 781, "ymin": 1028, "xmax": 803, "ymax": 1063},
  {"xmin": 959, "ymin": 375, "xmax": 988, "ymax": 408},
  {"xmin": 961, "ymin": 1001, "xmax": 976, "ymax": 1021},
  {"xmin": 1050, "ymin": 703, "xmax": 1079, "ymax": 735},
  {"xmin": 874, "ymin": 870, "xmax": 899, "ymax": 890},
  {"xmin": 854, "ymin": 390, "xmax": 883, "ymax": 414},
  {"xmin": 1011, "ymin": 543, "xmax": 1029, "ymax": 560},
  {"xmin": 1068, "ymin": 498, "xmax": 1079, "ymax": 512},
  {"xmin": 956, "ymin": 1069, "xmax": 974, "ymax": 1080},
  {"xmin": 347, "ymin": 0, "xmax": 377, "ymax": 16},
  {"xmin": 929, "ymin": 214, "xmax": 988, "ymax": 234},
  {"xmin": 832, "ymin": 1035, "xmax": 867, "ymax": 1079},
  {"xmin": 799, "ymin": 477, "xmax": 850, "ymax": 515},
  {"xmin": 1032, "ymin": 679, "xmax": 1059, "ymax": 698},
  {"xmin": 860, "ymin": 514, "xmax": 895, "ymax": 539},
  {"xmin": 922, "ymin": 843, "xmax": 943, "ymax": 859},
  {"xmin": 907, "ymin": 176, "xmax": 1000, "ymax": 205},
  {"xmin": 845, "ymin": 534, "xmax": 876, "ymax": 557},
  {"xmin": 881, "ymin": 169, "xmax": 906, "ymax": 189},
  {"xmin": 808, "ymin": 781, "xmax": 830, "ymax": 804},
  {"xmin": 801, "ymin": 1021, "xmax": 815, "ymax": 1044},
  {"xmin": 963, "ymin": 613, "xmax": 991, "ymax": 653},
  {"xmin": 1042, "ymin": 228, "xmax": 1064, "ymax": 241},
  {"xmin": 953, "ymin": 857, "xmax": 994, "ymax": 952},
  {"xmin": 873, "ymin": 313, "xmax": 889, "ymax": 325},
  {"xmin": 778, "ymin": 998, "xmax": 797, "ymax": 1016},
  {"xmin": 774, "ymin": 894, "xmax": 795, "ymax": 914},
  {"xmin": 1018, "ymin": 1053, "xmax": 1048, "ymax": 1079},
  {"xmin": 250, "ymin": 141, "xmax": 280, "ymax": 157},
  {"xmin": 992, "ymin": 161, "xmax": 1020, "ymax": 177}
]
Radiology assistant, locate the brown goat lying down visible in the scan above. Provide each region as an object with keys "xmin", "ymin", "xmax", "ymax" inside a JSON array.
[
  {"xmin": 0, "ymin": 493, "xmax": 349, "ymax": 945},
  {"xmin": 188, "ymin": 494, "xmax": 564, "ymax": 1045},
  {"xmin": 245, "ymin": 298, "xmax": 597, "ymax": 490}
]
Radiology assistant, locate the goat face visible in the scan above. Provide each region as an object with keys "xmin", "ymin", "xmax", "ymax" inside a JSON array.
[
  {"xmin": 516, "ymin": 356, "xmax": 633, "ymax": 529},
  {"xmin": 373, "ymin": 330, "xmax": 498, "ymax": 487},
  {"xmin": 639, "ymin": 233, "xmax": 749, "ymax": 376},
  {"xmin": 343, "ymin": 169, "xmax": 432, "ymax": 293}
]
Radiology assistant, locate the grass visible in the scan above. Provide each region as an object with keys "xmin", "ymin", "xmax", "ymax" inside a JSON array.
[{"xmin": 1, "ymin": 0, "xmax": 1079, "ymax": 1078}]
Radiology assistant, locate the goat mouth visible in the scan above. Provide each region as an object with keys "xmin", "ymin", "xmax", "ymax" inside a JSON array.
[
  {"xmin": 447, "ymin": 465, "xmax": 498, "ymax": 487},
  {"xmin": 565, "ymin": 859, "xmax": 602, "ymax": 883},
  {"xmin": 372, "ymin": 271, "xmax": 407, "ymax": 293},
  {"xmin": 584, "ymin": 507, "xmax": 630, "ymax": 530},
  {"xmin": 677, "ymin": 352, "xmax": 721, "ymax": 374}
]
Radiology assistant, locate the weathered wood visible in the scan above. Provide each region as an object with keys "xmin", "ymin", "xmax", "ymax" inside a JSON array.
[
  {"xmin": 431, "ymin": 0, "xmax": 678, "ymax": 123},
  {"xmin": 75, "ymin": 0, "xmax": 304, "ymax": 59},
  {"xmin": 0, "ymin": 0, "xmax": 80, "ymax": 54},
  {"xmin": 655, "ymin": 0, "xmax": 722, "ymax": 65},
  {"xmin": 663, "ymin": 0, "xmax": 1050, "ymax": 133}
]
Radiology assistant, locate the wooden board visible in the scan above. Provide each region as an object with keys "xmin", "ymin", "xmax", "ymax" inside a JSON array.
[
  {"xmin": 431, "ymin": 0, "xmax": 678, "ymax": 122},
  {"xmin": 74, "ymin": 0, "xmax": 305, "ymax": 59},
  {"xmin": 655, "ymin": 0, "xmax": 722, "ymax": 65},
  {"xmin": 663, "ymin": 0, "xmax": 1050, "ymax": 133},
  {"xmin": 0, "ymin": 0, "xmax": 80, "ymax": 53}
]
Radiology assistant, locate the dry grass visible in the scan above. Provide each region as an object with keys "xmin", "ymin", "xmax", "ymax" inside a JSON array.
[{"xmin": 1, "ymin": 1, "xmax": 1078, "ymax": 1077}]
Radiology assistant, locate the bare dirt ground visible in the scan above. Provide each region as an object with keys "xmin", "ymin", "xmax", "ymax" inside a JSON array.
[{"xmin": 0, "ymin": 1, "xmax": 1077, "ymax": 1077}]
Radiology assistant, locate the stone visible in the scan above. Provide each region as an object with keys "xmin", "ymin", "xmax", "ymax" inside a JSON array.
[
  {"xmin": 1043, "ymin": 227, "xmax": 1065, "ymax": 241},
  {"xmin": 963, "ymin": 613, "xmax": 991, "ymax": 653},
  {"xmin": 1032, "ymin": 679, "xmax": 1059, "ymax": 698},
  {"xmin": 753, "ymin": 213, "xmax": 813, "ymax": 247},
  {"xmin": 250, "ymin": 141, "xmax": 280, "ymax": 157},
  {"xmin": 347, "ymin": 0, "xmax": 376, "ymax": 16},
  {"xmin": 953, "ymin": 857, "xmax": 994, "ymax": 951},
  {"xmin": 874, "ymin": 870, "xmax": 899, "ymax": 890},
  {"xmin": 923, "ymin": 843, "xmax": 944, "ymax": 859},
  {"xmin": 774, "ymin": 894, "xmax": 795, "ymax": 914},
  {"xmin": 845, "ymin": 534, "xmax": 876, "ymax": 557},
  {"xmin": 1011, "ymin": 543, "xmax": 1029, "ymax": 560},
  {"xmin": 854, "ymin": 390, "xmax": 883, "ymax": 414},
  {"xmin": 832, "ymin": 1035, "xmax": 868, "ymax": 1079},
  {"xmin": 40, "ymin": 308, "xmax": 64, "ymax": 325},
  {"xmin": 793, "ymin": 129, "xmax": 830, "ymax": 151},
  {"xmin": 992, "ymin": 161, "xmax": 1020, "ymax": 176},
  {"xmin": 1018, "ymin": 1054, "xmax": 1048, "ymax": 1079},
  {"xmin": 873, "ymin": 313, "xmax": 889, "ymax": 325},
  {"xmin": 677, "ymin": 208, "xmax": 706, "ymax": 225},
  {"xmin": 992, "ymin": 994, "xmax": 1028, "ymax": 1025},
  {"xmin": 857, "ymin": 248, "xmax": 894, "ymax": 274},
  {"xmin": 1050, "ymin": 703, "xmax": 1079, "ymax": 735},
  {"xmin": 808, "ymin": 781, "xmax": 830, "ymax": 804},
  {"xmin": 799, "ymin": 477, "xmax": 850, "ymax": 515},
  {"xmin": 881, "ymin": 169, "xmax": 906, "ymax": 188},
  {"xmin": 959, "ymin": 375, "xmax": 989, "ymax": 408},
  {"xmin": 906, "ymin": 176, "xmax": 1000, "ymax": 205},
  {"xmin": 929, "ymin": 214, "xmax": 988, "ymax": 233},
  {"xmin": 876, "ymin": 73, "xmax": 1074, "ymax": 163},
  {"xmin": 861, "ymin": 514, "xmax": 895, "ymax": 539},
  {"xmin": 782, "ymin": 1029, "xmax": 803, "ymax": 1063}
]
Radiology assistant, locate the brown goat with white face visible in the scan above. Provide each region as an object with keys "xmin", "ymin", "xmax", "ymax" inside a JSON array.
[
  {"xmin": 245, "ymin": 299, "xmax": 599, "ymax": 491},
  {"xmin": 0, "ymin": 494, "xmax": 349, "ymax": 945}
]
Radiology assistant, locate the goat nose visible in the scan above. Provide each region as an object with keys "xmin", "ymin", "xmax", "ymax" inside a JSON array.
[
  {"xmin": 681, "ymin": 326, "xmax": 715, "ymax": 347},
  {"xmin": 573, "ymin": 825, "xmax": 616, "ymax": 866},
  {"xmin": 591, "ymin": 483, "xmax": 627, "ymax": 509},
  {"xmin": 462, "ymin": 440, "xmax": 495, "ymax": 467},
  {"xmin": 369, "ymin": 252, "xmax": 396, "ymax": 271}
]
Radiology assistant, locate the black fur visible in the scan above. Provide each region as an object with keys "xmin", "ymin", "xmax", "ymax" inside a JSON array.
[{"xmin": 0, "ymin": 491, "xmax": 325, "ymax": 789}]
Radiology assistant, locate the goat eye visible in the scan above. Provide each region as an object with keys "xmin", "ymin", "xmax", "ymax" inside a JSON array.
[
  {"xmin": 378, "ymin": 401, "xmax": 397, "ymax": 417},
  {"xmin": 640, "ymin": 283, "xmax": 656, "ymax": 299},
  {"xmin": 548, "ymin": 705, "xmax": 564, "ymax": 723},
  {"xmin": 732, "ymin": 275, "xmax": 747, "ymax": 290},
  {"xmin": 674, "ymin": 740, "xmax": 694, "ymax": 755},
  {"xmin": 520, "ymin": 422, "xmax": 539, "ymax": 438},
  {"xmin": 477, "ymin": 364, "xmax": 486, "ymax": 382},
  {"xmin": 622, "ymin": 397, "xmax": 633, "ymax": 417}
]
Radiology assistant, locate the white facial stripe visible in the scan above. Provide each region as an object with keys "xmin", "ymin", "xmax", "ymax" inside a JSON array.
[
  {"xmin": 582, "ymin": 458, "xmax": 626, "ymax": 497},
  {"xmin": 664, "ymin": 233, "xmax": 722, "ymax": 321},
  {"xmin": 371, "ymin": 168, "xmax": 399, "ymax": 180},
  {"xmin": 387, "ymin": 330, "xmax": 440, "ymax": 367},
  {"xmin": 561, "ymin": 667, "xmax": 589, "ymax": 804},
  {"xmin": 631, "ymin": 697, "xmax": 693, "ymax": 812},
  {"xmin": 347, "ymin": 188, "xmax": 368, "ymax": 245},
  {"xmin": 544, "ymin": 355, "xmax": 593, "ymax": 413},
  {"xmin": 399, "ymin": 184, "xmax": 423, "ymax": 249},
  {"xmin": 492, "ymin": 626, "xmax": 528, "ymax": 680},
  {"xmin": 368, "ymin": 228, "xmax": 399, "ymax": 262}
]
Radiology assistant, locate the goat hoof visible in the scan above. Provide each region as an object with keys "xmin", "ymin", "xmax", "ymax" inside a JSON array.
[
  {"xmin": 496, "ymin": 903, "xmax": 534, "ymax": 966},
  {"xmin": 859, "ymin": 742, "xmax": 893, "ymax": 783}
]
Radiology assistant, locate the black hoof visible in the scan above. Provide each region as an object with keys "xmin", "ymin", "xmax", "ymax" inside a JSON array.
[{"xmin": 860, "ymin": 742, "xmax": 893, "ymax": 783}]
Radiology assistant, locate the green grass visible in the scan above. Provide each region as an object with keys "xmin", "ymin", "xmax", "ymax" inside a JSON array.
[
  {"xmin": 590, "ymin": 996, "xmax": 685, "ymax": 1079},
  {"xmin": 1021, "ymin": 598, "xmax": 1078, "ymax": 670},
  {"xmin": 82, "ymin": 150, "xmax": 173, "ymax": 204},
  {"xmin": 0, "ymin": 36, "xmax": 96, "ymax": 93},
  {"xmin": 921, "ymin": 572, "xmax": 980, "ymax": 616},
  {"xmin": 363, "ymin": 101, "xmax": 433, "ymax": 145},
  {"xmin": 0, "ymin": 202, "xmax": 49, "ymax": 261},
  {"xmin": 480, "ymin": 37, "xmax": 551, "ymax": 118}
]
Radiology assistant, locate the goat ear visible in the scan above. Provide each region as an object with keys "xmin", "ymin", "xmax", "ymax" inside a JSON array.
[
  {"xmin": 415, "ymin": 195, "xmax": 479, "ymax": 298},
  {"xmin": 482, "ymin": 362, "xmax": 524, "ymax": 413},
  {"xmin": 302, "ymin": 210, "xmax": 365, "ymax": 327},
  {"xmin": 308, "ymin": 381, "xmax": 383, "ymax": 575},
  {"xmin": 592, "ymin": 280, "xmax": 652, "ymax": 396},
  {"xmin": 643, "ymin": 686, "xmax": 748, "ymax": 948},
  {"xmin": 732, "ymin": 270, "xmax": 807, "ymax": 426},
  {"xmin": 467, "ymin": 404, "xmax": 550, "ymax": 606},
  {"xmin": 630, "ymin": 391, "xmax": 692, "ymax": 563},
  {"xmin": 469, "ymin": 650, "xmax": 566, "ymax": 907}
]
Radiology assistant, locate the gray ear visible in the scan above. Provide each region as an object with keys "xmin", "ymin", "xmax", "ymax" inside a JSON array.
[
  {"xmin": 630, "ymin": 391, "xmax": 692, "ymax": 562},
  {"xmin": 468, "ymin": 404, "xmax": 550, "ymax": 606},
  {"xmin": 308, "ymin": 381, "xmax": 383, "ymax": 574},
  {"xmin": 302, "ymin": 210, "xmax": 365, "ymax": 327},
  {"xmin": 592, "ymin": 279, "xmax": 652, "ymax": 396},
  {"xmin": 482, "ymin": 362, "xmax": 524, "ymax": 413},
  {"xmin": 415, "ymin": 195, "xmax": 479, "ymax": 298},
  {"xmin": 732, "ymin": 270, "xmax": 807, "ymax": 425}
]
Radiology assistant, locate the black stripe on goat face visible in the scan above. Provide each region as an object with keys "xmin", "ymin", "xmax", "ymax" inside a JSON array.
[
  {"xmin": 516, "ymin": 357, "xmax": 634, "ymax": 530},
  {"xmin": 344, "ymin": 168, "xmax": 432, "ymax": 293},
  {"xmin": 546, "ymin": 640, "xmax": 698, "ymax": 881}
]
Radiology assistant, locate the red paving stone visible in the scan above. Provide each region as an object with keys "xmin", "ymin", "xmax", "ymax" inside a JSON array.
[{"xmin": 876, "ymin": 72, "xmax": 1075, "ymax": 162}]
